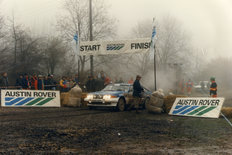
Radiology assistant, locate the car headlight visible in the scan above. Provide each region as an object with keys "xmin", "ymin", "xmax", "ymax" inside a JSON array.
[
  {"xmin": 86, "ymin": 94, "xmax": 94, "ymax": 100},
  {"xmin": 103, "ymin": 95, "xmax": 117, "ymax": 100},
  {"xmin": 103, "ymin": 95, "xmax": 111, "ymax": 100}
]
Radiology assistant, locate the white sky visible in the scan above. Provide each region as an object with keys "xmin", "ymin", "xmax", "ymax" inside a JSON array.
[{"xmin": 1, "ymin": 0, "xmax": 232, "ymax": 57}]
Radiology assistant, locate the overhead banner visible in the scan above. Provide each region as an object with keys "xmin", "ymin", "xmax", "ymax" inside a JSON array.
[
  {"xmin": 169, "ymin": 98, "xmax": 225, "ymax": 118},
  {"xmin": 80, "ymin": 38, "xmax": 151, "ymax": 55},
  {"xmin": 1, "ymin": 90, "xmax": 60, "ymax": 107}
]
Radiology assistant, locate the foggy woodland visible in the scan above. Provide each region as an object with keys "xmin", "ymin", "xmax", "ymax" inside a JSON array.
[{"xmin": 0, "ymin": 0, "xmax": 231, "ymax": 91}]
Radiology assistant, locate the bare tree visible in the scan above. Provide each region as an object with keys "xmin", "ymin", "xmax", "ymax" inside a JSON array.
[
  {"xmin": 57, "ymin": 0, "xmax": 117, "ymax": 78},
  {"xmin": 130, "ymin": 16, "xmax": 194, "ymax": 72},
  {"xmin": 5, "ymin": 17, "xmax": 44, "ymax": 74},
  {"xmin": 44, "ymin": 37, "xmax": 70, "ymax": 74}
]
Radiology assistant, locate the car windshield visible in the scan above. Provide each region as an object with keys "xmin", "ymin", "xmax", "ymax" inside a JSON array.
[{"xmin": 102, "ymin": 84, "xmax": 130, "ymax": 92}]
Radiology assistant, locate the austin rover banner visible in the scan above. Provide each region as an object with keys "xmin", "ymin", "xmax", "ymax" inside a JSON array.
[
  {"xmin": 79, "ymin": 38, "xmax": 151, "ymax": 55},
  {"xmin": 1, "ymin": 90, "xmax": 61, "ymax": 107},
  {"xmin": 169, "ymin": 98, "xmax": 225, "ymax": 118}
]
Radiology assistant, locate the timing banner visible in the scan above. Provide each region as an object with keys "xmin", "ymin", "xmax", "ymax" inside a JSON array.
[
  {"xmin": 1, "ymin": 90, "xmax": 60, "ymax": 107},
  {"xmin": 80, "ymin": 38, "xmax": 151, "ymax": 55},
  {"xmin": 169, "ymin": 98, "xmax": 225, "ymax": 118}
]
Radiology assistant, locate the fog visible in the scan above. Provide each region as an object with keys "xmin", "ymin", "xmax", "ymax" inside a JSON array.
[
  {"xmin": 1, "ymin": 0, "xmax": 232, "ymax": 93},
  {"xmin": 1, "ymin": 0, "xmax": 232, "ymax": 58}
]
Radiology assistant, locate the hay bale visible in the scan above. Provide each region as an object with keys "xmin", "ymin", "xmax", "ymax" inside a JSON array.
[
  {"xmin": 163, "ymin": 95, "xmax": 186, "ymax": 113},
  {"xmin": 146, "ymin": 103, "xmax": 163, "ymax": 114},
  {"xmin": 68, "ymin": 97, "xmax": 81, "ymax": 107},
  {"xmin": 152, "ymin": 89, "xmax": 165, "ymax": 99},
  {"xmin": 221, "ymin": 107, "xmax": 232, "ymax": 118},
  {"xmin": 69, "ymin": 85, "xmax": 82, "ymax": 98},
  {"xmin": 149, "ymin": 96, "xmax": 164, "ymax": 108},
  {"xmin": 60, "ymin": 93, "xmax": 70, "ymax": 107}
]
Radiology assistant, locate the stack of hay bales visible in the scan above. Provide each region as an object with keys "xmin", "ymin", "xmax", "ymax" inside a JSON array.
[
  {"xmin": 163, "ymin": 95, "xmax": 186, "ymax": 113},
  {"xmin": 221, "ymin": 107, "xmax": 232, "ymax": 118},
  {"xmin": 60, "ymin": 85, "xmax": 82, "ymax": 107},
  {"xmin": 60, "ymin": 93, "xmax": 70, "ymax": 106},
  {"xmin": 146, "ymin": 89, "xmax": 165, "ymax": 114}
]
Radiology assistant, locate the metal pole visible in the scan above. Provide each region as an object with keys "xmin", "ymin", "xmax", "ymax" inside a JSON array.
[
  {"xmin": 154, "ymin": 44, "xmax": 157, "ymax": 91},
  {"xmin": 221, "ymin": 112, "xmax": 232, "ymax": 128},
  {"xmin": 89, "ymin": 0, "xmax": 94, "ymax": 76},
  {"xmin": 76, "ymin": 30, "xmax": 80, "ymax": 79}
]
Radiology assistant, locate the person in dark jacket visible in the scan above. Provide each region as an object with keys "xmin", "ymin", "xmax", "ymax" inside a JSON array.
[
  {"xmin": 210, "ymin": 77, "xmax": 217, "ymax": 98},
  {"xmin": 0, "ymin": 72, "xmax": 9, "ymax": 89},
  {"xmin": 130, "ymin": 75, "xmax": 144, "ymax": 113},
  {"xmin": 16, "ymin": 74, "xmax": 23, "ymax": 89},
  {"xmin": 22, "ymin": 74, "xmax": 31, "ymax": 89},
  {"xmin": 37, "ymin": 75, "xmax": 44, "ymax": 90},
  {"xmin": 86, "ymin": 76, "xmax": 96, "ymax": 92},
  {"xmin": 47, "ymin": 74, "xmax": 56, "ymax": 90}
]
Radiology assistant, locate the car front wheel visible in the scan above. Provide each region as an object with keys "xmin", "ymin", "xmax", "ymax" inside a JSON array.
[{"xmin": 117, "ymin": 98, "xmax": 125, "ymax": 112}]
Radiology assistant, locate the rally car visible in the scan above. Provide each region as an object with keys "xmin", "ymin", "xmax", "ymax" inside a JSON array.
[{"xmin": 84, "ymin": 83, "xmax": 151, "ymax": 111}]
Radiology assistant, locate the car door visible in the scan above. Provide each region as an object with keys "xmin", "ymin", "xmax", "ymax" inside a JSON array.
[{"xmin": 125, "ymin": 86, "xmax": 134, "ymax": 105}]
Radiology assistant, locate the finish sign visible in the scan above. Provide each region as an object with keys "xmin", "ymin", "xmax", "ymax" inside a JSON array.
[
  {"xmin": 169, "ymin": 98, "xmax": 225, "ymax": 118},
  {"xmin": 1, "ymin": 89, "xmax": 60, "ymax": 107}
]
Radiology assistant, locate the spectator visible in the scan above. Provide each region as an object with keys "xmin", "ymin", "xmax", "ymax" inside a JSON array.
[
  {"xmin": 86, "ymin": 76, "xmax": 96, "ymax": 92},
  {"xmin": 114, "ymin": 77, "xmax": 119, "ymax": 83},
  {"xmin": 47, "ymin": 74, "xmax": 56, "ymax": 90},
  {"xmin": 16, "ymin": 74, "xmax": 23, "ymax": 89},
  {"xmin": 22, "ymin": 74, "xmax": 31, "ymax": 89},
  {"xmin": 98, "ymin": 73, "xmax": 105, "ymax": 90},
  {"xmin": 118, "ymin": 77, "xmax": 124, "ymax": 83},
  {"xmin": 44, "ymin": 76, "xmax": 49, "ymax": 90},
  {"xmin": 0, "ymin": 72, "xmax": 9, "ymax": 89},
  {"xmin": 104, "ymin": 76, "xmax": 111, "ymax": 86},
  {"xmin": 37, "ymin": 75, "xmax": 44, "ymax": 90},
  {"xmin": 60, "ymin": 76, "xmax": 67, "ymax": 92},
  {"xmin": 74, "ymin": 74, "xmax": 79, "ymax": 85},
  {"xmin": 128, "ymin": 77, "xmax": 134, "ymax": 84},
  {"xmin": 31, "ymin": 74, "xmax": 38, "ymax": 90}
]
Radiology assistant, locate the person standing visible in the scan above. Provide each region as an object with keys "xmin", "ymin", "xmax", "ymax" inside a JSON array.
[
  {"xmin": 74, "ymin": 74, "xmax": 79, "ymax": 85},
  {"xmin": 47, "ymin": 74, "xmax": 56, "ymax": 90},
  {"xmin": 118, "ymin": 77, "xmax": 124, "ymax": 83},
  {"xmin": 16, "ymin": 74, "xmax": 23, "ymax": 89},
  {"xmin": 186, "ymin": 79, "xmax": 193, "ymax": 96},
  {"xmin": 130, "ymin": 75, "xmax": 144, "ymax": 113},
  {"xmin": 22, "ymin": 74, "xmax": 31, "ymax": 89},
  {"xmin": 60, "ymin": 76, "xmax": 67, "ymax": 92},
  {"xmin": 37, "ymin": 75, "xmax": 44, "ymax": 90},
  {"xmin": 86, "ymin": 76, "xmax": 95, "ymax": 92},
  {"xmin": 31, "ymin": 74, "xmax": 38, "ymax": 90},
  {"xmin": 0, "ymin": 72, "xmax": 9, "ymax": 89},
  {"xmin": 210, "ymin": 77, "xmax": 217, "ymax": 98},
  {"xmin": 128, "ymin": 77, "xmax": 134, "ymax": 84},
  {"xmin": 179, "ymin": 79, "xmax": 185, "ymax": 94}
]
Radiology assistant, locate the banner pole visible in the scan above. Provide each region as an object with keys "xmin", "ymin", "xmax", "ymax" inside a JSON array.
[{"xmin": 221, "ymin": 112, "xmax": 232, "ymax": 128}]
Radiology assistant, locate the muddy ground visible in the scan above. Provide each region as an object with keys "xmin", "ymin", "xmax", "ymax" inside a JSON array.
[{"xmin": 0, "ymin": 106, "xmax": 232, "ymax": 154}]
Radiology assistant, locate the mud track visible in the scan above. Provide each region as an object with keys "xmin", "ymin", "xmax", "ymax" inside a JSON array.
[{"xmin": 0, "ymin": 107, "xmax": 232, "ymax": 154}]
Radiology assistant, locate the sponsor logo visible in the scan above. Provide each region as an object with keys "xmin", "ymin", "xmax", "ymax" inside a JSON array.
[
  {"xmin": 107, "ymin": 44, "xmax": 124, "ymax": 51},
  {"xmin": 4, "ymin": 97, "xmax": 54, "ymax": 106},
  {"xmin": 169, "ymin": 98, "xmax": 224, "ymax": 118},
  {"xmin": 172, "ymin": 105, "xmax": 216, "ymax": 116}
]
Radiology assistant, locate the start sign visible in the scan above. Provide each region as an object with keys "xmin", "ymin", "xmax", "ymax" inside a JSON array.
[
  {"xmin": 1, "ymin": 90, "xmax": 60, "ymax": 107},
  {"xmin": 169, "ymin": 98, "xmax": 225, "ymax": 118}
]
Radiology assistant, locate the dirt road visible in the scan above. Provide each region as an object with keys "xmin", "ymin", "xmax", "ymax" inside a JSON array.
[{"xmin": 0, "ymin": 107, "xmax": 232, "ymax": 154}]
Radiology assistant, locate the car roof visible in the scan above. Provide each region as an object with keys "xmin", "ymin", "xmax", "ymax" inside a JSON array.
[{"xmin": 109, "ymin": 83, "xmax": 132, "ymax": 86}]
